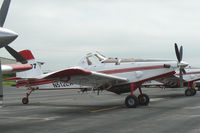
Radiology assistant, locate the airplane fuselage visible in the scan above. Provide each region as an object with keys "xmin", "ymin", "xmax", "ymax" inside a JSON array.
[{"xmin": 19, "ymin": 60, "xmax": 179, "ymax": 92}]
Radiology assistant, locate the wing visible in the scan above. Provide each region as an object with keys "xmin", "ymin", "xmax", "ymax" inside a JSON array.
[
  {"xmin": 156, "ymin": 71, "xmax": 200, "ymax": 87},
  {"xmin": 42, "ymin": 68, "xmax": 128, "ymax": 88},
  {"xmin": 2, "ymin": 64, "xmax": 32, "ymax": 74},
  {"xmin": 182, "ymin": 72, "xmax": 200, "ymax": 82},
  {"xmin": 156, "ymin": 75, "xmax": 180, "ymax": 87}
]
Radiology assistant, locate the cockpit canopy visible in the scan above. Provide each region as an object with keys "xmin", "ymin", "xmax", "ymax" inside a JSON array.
[
  {"xmin": 78, "ymin": 52, "xmax": 137, "ymax": 67},
  {"xmin": 78, "ymin": 52, "xmax": 107, "ymax": 66},
  {"xmin": 78, "ymin": 52, "xmax": 174, "ymax": 67}
]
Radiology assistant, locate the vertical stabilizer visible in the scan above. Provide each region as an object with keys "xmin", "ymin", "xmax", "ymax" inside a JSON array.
[{"xmin": 16, "ymin": 50, "xmax": 43, "ymax": 78}]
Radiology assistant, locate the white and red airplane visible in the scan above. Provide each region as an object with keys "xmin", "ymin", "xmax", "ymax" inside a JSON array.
[
  {"xmin": 154, "ymin": 67, "xmax": 200, "ymax": 96},
  {"xmin": 7, "ymin": 44, "xmax": 188, "ymax": 108}
]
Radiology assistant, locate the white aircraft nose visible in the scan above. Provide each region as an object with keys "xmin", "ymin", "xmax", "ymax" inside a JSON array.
[{"xmin": 0, "ymin": 27, "xmax": 18, "ymax": 48}]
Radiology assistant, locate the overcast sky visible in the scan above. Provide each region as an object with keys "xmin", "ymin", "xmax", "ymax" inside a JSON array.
[{"xmin": 1, "ymin": 0, "xmax": 200, "ymax": 71}]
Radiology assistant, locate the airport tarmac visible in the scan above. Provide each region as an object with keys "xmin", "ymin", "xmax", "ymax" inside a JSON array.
[{"xmin": 1, "ymin": 86, "xmax": 200, "ymax": 133}]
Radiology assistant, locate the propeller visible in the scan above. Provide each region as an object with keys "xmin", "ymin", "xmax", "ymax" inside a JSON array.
[
  {"xmin": 174, "ymin": 43, "xmax": 187, "ymax": 87},
  {"xmin": 0, "ymin": 0, "xmax": 11, "ymax": 107},
  {"xmin": 0, "ymin": 0, "xmax": 27, "ymax": 64},
  {"xmin": 5, "ymin": 46, "xmax": 27, "ymax": 64}
]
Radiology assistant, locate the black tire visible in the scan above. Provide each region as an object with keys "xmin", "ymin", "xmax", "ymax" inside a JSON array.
[
  {"xmin": 185, "ymin": 89, "xmax": 192, "ymax": 96},
  {"xmin": 138, "ymin": 93, "xmax": 150, "ymax": 106},
  {"xmin": 22, "ymin": 97, "xmax": 29, "ymax": 104},
  {"xmin": 191, "ymin": 89, "xmax": 197, "ymax": 96},
  {"xmin": 125, "ymin": 95, "xmax": 138, "ymax": 108}
]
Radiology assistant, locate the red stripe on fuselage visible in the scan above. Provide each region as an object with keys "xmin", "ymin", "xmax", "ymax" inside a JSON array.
[{"xmin": 98, "ymin": 65, "xmax": 164, "ymax": 74}]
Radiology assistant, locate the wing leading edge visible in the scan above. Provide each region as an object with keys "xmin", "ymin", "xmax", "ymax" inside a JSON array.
[{"xmin": 43, "ymin": 68, "xmax": 128, "ymax": 88}]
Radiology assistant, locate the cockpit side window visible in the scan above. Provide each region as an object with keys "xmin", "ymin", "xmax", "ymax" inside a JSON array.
[
  {"xmin": 94, "ymin": 54, "xmax": 104, "ymax": 61},
  {"xmin": 79, "ymin": 52, "xmax": 106, "ymax": 67},
  {"xmin": 86, "ymin": 54, "xmax": 102, "ymax": 65},
  {"xmin": 86, "ymin": 57, "xmax": 92, "ymax": 65}
]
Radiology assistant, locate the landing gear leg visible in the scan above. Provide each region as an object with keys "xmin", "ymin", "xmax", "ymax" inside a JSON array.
[
  {"xmin": 138, "ymin": 87, "xmax": 150, "ymax": 106},
  {"xmin": 125, "ymin": 83, "xmax": 138, "ymax": 108},
  {"xmin": 22, "ymin": 88, "xmax": 34, "ymax": 104}
]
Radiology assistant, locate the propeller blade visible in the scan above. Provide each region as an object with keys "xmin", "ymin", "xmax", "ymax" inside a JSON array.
[
  {"xmin": 5, "ymin": 46, "xmax": 27, "ymax": 64},
  {"xmin": 0, "ymin": 0, "xmax": 10, "ymax": 27},
  {"xmin": 180, "ymin": 46, "xmax": 183, "ymax": 62},
  {"xmin": 181, "ymin": 68, "xmax": 186, "ymax": 74},
  {"xmin": 175, "ymin": 43, "xmax": 181, "ymax": 62}
]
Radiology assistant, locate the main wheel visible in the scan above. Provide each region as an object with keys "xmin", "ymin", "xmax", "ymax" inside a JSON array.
[
  {"xmin": 22, "ymin": 97, "xmax": 29, "ymax": 104},
  {"xmin": 125, "ymin": 95, "xmax": 138, "ymax": 108},
  {"xmin": 138, "ymin": 94, "xmax": 150, "ymax": 106},
  {"xmin": 185, "ymin": 89, "xmax": 192, "ymax": 96},
  {"xmin": 191, "ymin": 89, "xmax": 197, "ymax": 96}
]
